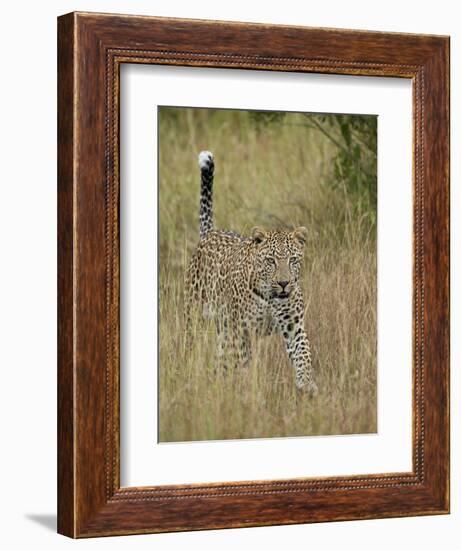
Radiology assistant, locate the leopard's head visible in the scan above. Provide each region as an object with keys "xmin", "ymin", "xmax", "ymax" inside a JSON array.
[{"xmin": 251, "ymin": 226, "xmax": 307, "ymax": 300}]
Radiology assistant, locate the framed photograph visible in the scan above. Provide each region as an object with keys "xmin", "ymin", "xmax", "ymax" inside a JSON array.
[{"xmin": 57, "ymin": 12, "xmax": 450, "ymax": 537}]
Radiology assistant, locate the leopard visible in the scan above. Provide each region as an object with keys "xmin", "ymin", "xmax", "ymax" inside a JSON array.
[{"xmin": 185, "ymin": 150, "xmax": 318, "ymax": 395}]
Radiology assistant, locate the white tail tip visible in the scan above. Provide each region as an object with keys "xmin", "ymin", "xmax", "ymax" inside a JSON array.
[{"xmin": 198, "ymin": 150, "xmax": 213, "ymax": 170}]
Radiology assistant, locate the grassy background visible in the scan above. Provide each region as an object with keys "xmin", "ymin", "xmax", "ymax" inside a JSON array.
[{"xmin": 158, "ymin": 107, "xmax": 377, "ymax": 442}]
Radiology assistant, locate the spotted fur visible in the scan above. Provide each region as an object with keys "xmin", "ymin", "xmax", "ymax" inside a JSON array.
[
  {"xmin": 198, "ymin": 150, "xmax": 214, "ymax": 239},
  {"xmin": 185, "ymin": 151, "xmax": 317, "ymax": 395}
]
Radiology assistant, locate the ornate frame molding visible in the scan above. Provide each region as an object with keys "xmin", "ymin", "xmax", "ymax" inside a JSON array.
[{"xmin": 58, "ymin": 12, "xmax": 449, "ymax": 537}]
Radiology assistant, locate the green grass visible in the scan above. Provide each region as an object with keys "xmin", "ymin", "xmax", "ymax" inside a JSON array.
[{"xmin": 158, "ymin": 107, "xmax": 377, "ymax": 442}]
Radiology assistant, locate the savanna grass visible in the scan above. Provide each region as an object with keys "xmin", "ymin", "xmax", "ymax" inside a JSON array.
[{"xmin": 158, "ymin": 107, "xmax": 377, "ymax": 442}]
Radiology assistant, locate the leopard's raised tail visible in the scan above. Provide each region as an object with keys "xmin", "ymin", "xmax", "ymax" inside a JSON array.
[{"xmin": 198, "ymin": 150, "xmax": 214, "ymax": 239}]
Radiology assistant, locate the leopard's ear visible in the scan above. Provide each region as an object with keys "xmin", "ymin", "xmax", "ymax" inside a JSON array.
[
  {"xmin": 251, "ymin": 226, "xmax": 267, "ymax": 244},
  {"xmin": 292, "ymin": 226, "xmax": 308, "ymax": 246}
]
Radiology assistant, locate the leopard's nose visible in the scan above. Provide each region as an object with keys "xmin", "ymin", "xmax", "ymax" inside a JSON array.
[{"xmin": 278, "ymin": 281, "xmax": 289, "ymax": 290}]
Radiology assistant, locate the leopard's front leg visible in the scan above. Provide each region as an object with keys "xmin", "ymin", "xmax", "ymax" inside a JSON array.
[
  {"xmin": 286, "ymin": 324, "xmax": 317, "ymax": 395},
  {"xmin": 272, "ymin": 293, "xmax": 318, "ymax": 396}
]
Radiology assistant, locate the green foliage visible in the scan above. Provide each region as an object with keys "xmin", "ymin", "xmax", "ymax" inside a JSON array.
[
  {"xmin": 249, "ymin": 110, "xmax": 377, "ymax": 226},
  {"xmin": 322, "ymin": 114, "xmax": 377, "ymax": 223}
]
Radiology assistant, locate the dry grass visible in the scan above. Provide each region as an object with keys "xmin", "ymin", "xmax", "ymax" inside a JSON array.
[{"xmin": 158, "ymin": 107, "xmax": 377, "ymax": 442}]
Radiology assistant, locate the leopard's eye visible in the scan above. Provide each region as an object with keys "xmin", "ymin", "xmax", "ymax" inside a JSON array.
[
  {"xmin": 289, "ymin": 257, "xmax": 299, "ymax": 265},
  {"xmin": 265, "ymin": 257, "xmax": 276, "ymax": 266}
]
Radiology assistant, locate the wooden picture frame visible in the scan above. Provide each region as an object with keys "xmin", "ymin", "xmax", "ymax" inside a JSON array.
[{"xmin": 57, "ymin": 12, "xmax": 450, "ymax": 538}]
